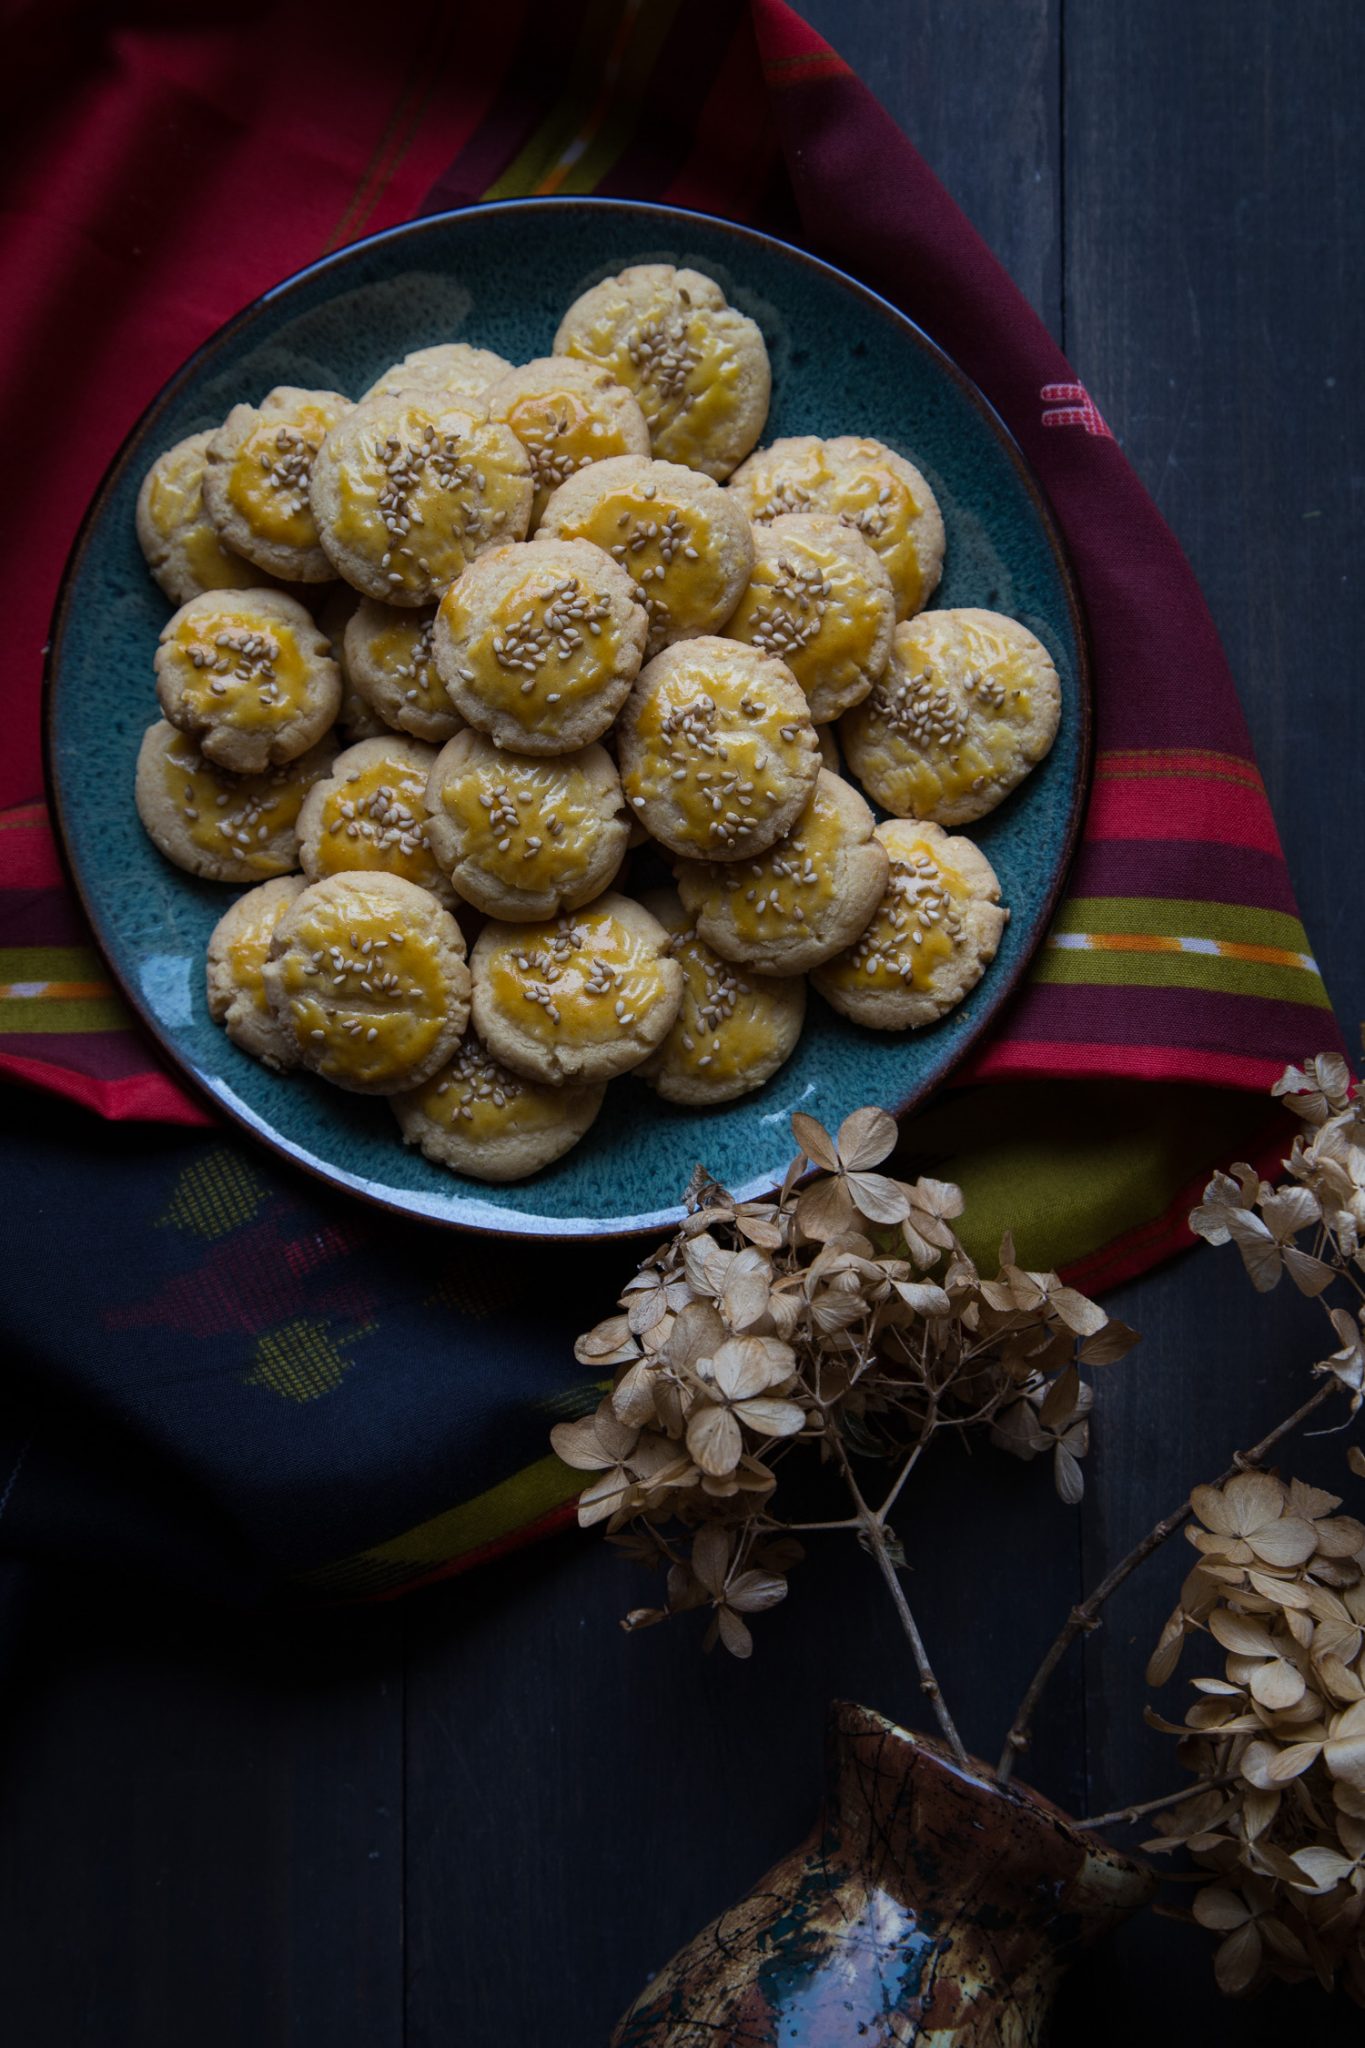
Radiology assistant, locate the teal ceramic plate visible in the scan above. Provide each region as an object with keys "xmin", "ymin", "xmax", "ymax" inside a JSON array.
[{"xmin": 46, "ymin": 199, "xmax": 1089, "ymax": 1238}]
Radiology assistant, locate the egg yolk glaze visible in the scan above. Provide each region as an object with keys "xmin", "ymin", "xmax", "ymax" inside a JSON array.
[
  {"xmin": 167, "ymin": 606, "xmax": 314, "ymax": 735},
  {"xmin": 546, "ymin": 483, "xmax": 727, "ymax": 643},
  {"xmin": 145, "ymin": 440, "xmax": 258, "ymax": 592},
  {"xmin": 695, "ymin": 772, "xmax": 847, "ymax": 944},
  {"xmin": 309, "ymin": 754, "xmax": 446, "ymax": 894},
  {"xmin": 724, "ymin": 527, "xmax": 886, "ymax": 717},
  {"xmin": 403, "ymin": 1035, "xmax": 567, "ymax": 1142},
  {"xmin": 498, "ymin": 387, "xmax": 642, "ymax": 522},
  {"xmin": 484, "ymin": 909, "xmax": 671, "ymax": 1051},
  {"xmin": 226, "ymin": 900, "xmax": 296, "ymax": 1019},
  {"xmin": 560, "ymin": 286, "xmax": 752, "ymax": 473},
  {"xmin": 658, "ymin": 921, "xmax": 788, "ymax": 1087},
  {"xmin": 734, "ymin": 441, "xmax": 933, "ymax": 618},
  {"xmin": 363, "ymin": 612, "xmax": 449, "ymax": 723},
  {"xmin": 440, "ymin": 566, "xmax": 624, "ymax": 736},
  {"xmin": 435, "ymin": 752, "xmax": 611, "ymax": 897},
  {"xmin": 817, "ymin": 829, "xmax": 972, "ymax": 998},
  {"xmin": 158, "ymin": 731, "xmax": 327, "ymax": 876},
  {"xmin": 271, "ymin": 882, "xmax": 454, "ymax": 1088},
  {"xmin": 227, "ymin": 397, "xmax": 351, "ymax": 550}
]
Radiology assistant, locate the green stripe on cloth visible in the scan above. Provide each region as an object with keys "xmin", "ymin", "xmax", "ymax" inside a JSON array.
[
  {"xmin": 0, "ymin": 945, "xmax": 112, "ymax": 980},
  {"xmin": 1, "ymin": 997, "xmax": 130, "ymax": 1033},
  {"xmin": 1052, "ymin": 898, "xmax": 1315, "ymax": 949},
  {"xmin": 485, "ymin": 0, "xmax": 680, "ymax": 198},
  {"xmin": 1035, "ymin": 945, "xmax": 1333, "ymax": 1007}
]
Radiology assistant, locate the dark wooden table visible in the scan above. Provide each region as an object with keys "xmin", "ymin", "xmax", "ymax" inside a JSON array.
[{"xmin": 3, "ymin": 4, "xmax": 1363, "ymax": 2041}]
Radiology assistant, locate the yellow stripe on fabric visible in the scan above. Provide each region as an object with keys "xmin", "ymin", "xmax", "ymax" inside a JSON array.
[
  {"xmin": 533, "ymin": 0, "xmax": 684, "ymax": 197},
  {"xmin": 1034, "ymin": 944, "xmax": 1332, "ymax": 1007},
  {"xmin": 1052, "ymin": 898, "xmax": 1313, "ymax": 951},
  {"xmin": 0, "ymin": 995, "xmax": 128, "ymax": 1032},
  {"xmin": 484, "ymin": 0, "xmax": 640, "ymax": 198}
]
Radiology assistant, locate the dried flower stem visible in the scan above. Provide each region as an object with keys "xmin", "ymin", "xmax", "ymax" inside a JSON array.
[
  {"xmin": 997, "ymin": 1374, "xmax": 1341, "ymax": 1781},
  {"xmin": 1075, "ymin": 1772, "xmax": 1237, "ymax": 1832}
]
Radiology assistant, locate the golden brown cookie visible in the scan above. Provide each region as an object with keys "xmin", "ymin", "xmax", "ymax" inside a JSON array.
[
  {"xmin": 728, "ymin": 435, "xmax": 945, "ymax": 619},
  {"xmin": 361, "ymin": 343, "xmax": 513, "ymax": 405},
  {"xmin": 202, "ymin": 386, "xmax": 353, "ymax": 582},
  {"xmin": 295, "ymin": 735, "xmax": 454, "ymax": 905},
  {"xmin": 206, "ymin": 876, "xmax": 307, "ymax": 1070},
  {"xmin": 432, "ymin": 536, "xmax": 645, "ymax": 753},
  {"xmin": 343, "ymin": 601, "xmax": 460, "ymax": 743},
  {"xmin": 537, "ymin": 455, "xmax": 753, "ymax": 657},
  {"xmin": 636, "ymin": 888, "xmax": 805, "ymax": 1106},
  {"xmin": 674, "ymin": 769, "xmax": 888, "ymax": 974},
  {"xmin": 615, "ymin": 637, "xmax": 820, "ymax": 861},
  {"xmin": 485, "ymin": 356, "xmax": 650, "ymax": 527},
  {"xmin": 723, "ymin": 513, "xmax": 895, "ymax": 722},
  {"xmin": 840, "ymin": 608, "xmax": 1062, "ymax": 825},
  {"xmin": 470, "ymin": 892, "xmax": 682, "ymax": 1086},
  {"xmin": 392, "ymin": 1027, "xmax": 606, "ymax": 1182},
  {"xmin": 135, "ymin": 431, "xmax": 262, "ymax": 605},
  {"xmin": 811, "ymin": 819, "xmax": 1007, "ymax": 1030},
  {"xmin": 424, "ymin": 730, "xmax": 628, "ymax": 921},
  {"xmin": 263, "ymin": 871, "xmax": 469, "ymax": 1094},
  {"xmin": 554, "ymin": 265, "xmax": 769, "ymax": 480},
  {"xmin": 310, "ymin": 392, "xmax": 533, "ymax": 605},
  {"xmin": 154, "ymin": 588, "xmax": 341, "ymax": 774},
  {"xmin": 135, "ymin": 721, "xmax": 337, "ymax": 883}
]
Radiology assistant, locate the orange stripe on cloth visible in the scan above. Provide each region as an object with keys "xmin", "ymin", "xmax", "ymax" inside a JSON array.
[
  {"xmin": 0, "ymin": 980, "xmax": 110, "ymax": 1000},
  {"xmin": 1062, "ymin": 932, "xmax": 1313, "ymax": 972}
]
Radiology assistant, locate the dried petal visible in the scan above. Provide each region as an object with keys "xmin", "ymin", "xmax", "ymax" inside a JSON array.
[{"xmin": 790, "ymin": 1112, "xmax": 838, "ymax": 1172}]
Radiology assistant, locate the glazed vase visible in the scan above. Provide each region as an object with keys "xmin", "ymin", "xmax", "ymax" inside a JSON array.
[{"xmin": 612, "ymin": 1701, "xmax": 1155, "ymax": 2047}]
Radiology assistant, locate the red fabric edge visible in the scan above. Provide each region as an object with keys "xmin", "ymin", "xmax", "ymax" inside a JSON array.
[
  {"xmin": 351, "ymin": 1498, "xmax": 579, "ymax": 1604},
  {"xmin": 0, "ymin": 1048, "xmax": 213, "ymax": 1126}
]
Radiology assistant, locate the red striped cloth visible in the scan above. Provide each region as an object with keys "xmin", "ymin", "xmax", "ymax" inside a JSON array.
[{"xmin": 1, "ymin": 0, "xmax": 1341, "ymax": 1159}]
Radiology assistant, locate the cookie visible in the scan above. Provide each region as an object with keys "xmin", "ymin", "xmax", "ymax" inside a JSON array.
[
  {"xmin": 310, "ymin": 392, "xmax": 533, "ymax": 605},
  {"xmin": 343, "ymin": 601, "xmax": 460, "ymax": 743},
  {"xmin": 432, "ymin": 536, "xmax": 645, "ymax": 753},
  {"xmin": 202, "ymin": 386, "xmax": 353, "ymax": 583},
  {"xmin": 154, "ymin": 588, "xmax": 341, "ymax": 774},
  {"xmin": 728, "ymin": 435, "xmax": 945, "ymax": 619},
  {"xmin": 554, "ymin": 265, "xmax": 769, "ymax": 481},
  {"xmin": 262, "ymin": 871, "xmax": 470, "ymax": 1094},
  {"xmin": 425, "ymin": 729, "xmax": 628, "ymax": 921},
  {"xmin": 485, "ymin": 356, "xmax": 650, "ymax": 527},
  {"xmin": 811, "ymin": 819, "xmax": 1007, "ymax": 1030},
  {"xmin": 840, "ymin": 608, "xmax": 1062, "ymax": 826},
  {"xmin": 616, "ymin": 637, "xmax": 820, "ymax": 862},
  {"xmin": 135, "ymin": 431, "xmax": 262, "ymax": 605},
  {"xmin": 674, "ymin": 769, "xmax": 888, "ymax": 975},
  {"xmin": 470, "ymin": 892, "xmax": 682, "ymax": 1086},
  {"xmin": 206, "ymin": 875, "xmax": 307, "ymax": 1070},
  {"xmin": 295, "ymin": 735, "xmax": 455, "ymax": 905},
  {"xmin": 537, "ymin": 455, "xmax": 752, "ymax": 658},
  {"xmin": 392, "ymin": 1027, "xmax": 605, "ymax": 1182},
  {"xmin": 723, "ymin": 513, "xmax": 895, "ymax": 723},
  {"xmin": 361, "ymin": 343, "xmax": 513, "ymax": 405},
  {"xmin": 135, "ymin": 720, "xmax": 337, "ymax": 883},
  {"xmin": 636, "ymin": 889, "xmax": 805, "ymax": 1107}
]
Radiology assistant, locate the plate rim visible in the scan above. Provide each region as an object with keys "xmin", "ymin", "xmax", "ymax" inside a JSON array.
[{"xmin": 42, "ymin": 194, "xmax": 1093, "ymax": 1241}]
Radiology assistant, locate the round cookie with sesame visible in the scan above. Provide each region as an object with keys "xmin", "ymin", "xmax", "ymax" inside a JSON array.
[
  {"xmin": 262, "ymin": 871, "xmax": 470, "ymax": 1095},
  {"xmin": 392, "ymin": 1027, "xmax": 606, "ymax": 1182},
  {"xmin": 554, "ymin": 265, "xmax": 770, "ymax": 481},
  {"xmin": 295, "ymin": 736, "xmax": 456, "ymax": 906},
  {"xmin": 674, "ymin": 769, "xmax": 888, "ymax": 975},
  {"xmin": 206, "ymin": 876, "xmax": 307, "ymax": 1071},
  {"xmin": 361, "ymin": 342, "xmax": 514, "ymax": 405},
  {"xmin": 840, "ymin": 608, "xmax": 1062, "ymax": 826},
  {"xmin": 309, "ymin": 392, "xmax": 533, "ymax": 606},
  {"xmin": 615, "ymin": 637, "xmax": 820, "ymax": 863},
  {"xmin": 154, "ymin": 588, "xmax": 341, "ymax": 775},
  {"xmin": 424, "ymin": 730, "xmax": 628, "ymax": 922},
  {"xmin": 202, "ymin": 386, "xmax": 352, "ymax": 583},
  {"xmin": 135, "ymin": 721, "xmax": 338, "ymax": 883},
  {"xmin": 728, "ymin": 435, "xmax": 945, "ymax": 620},
  {"xmin": 723, "ymin": 513, "xmax": 895, "ymax": 723},
  {"xmin": 485, "ymin": 356, "xmax": 650, "ymax": 529},
  {"xmin": 635, "ymin": 888, "xmax": 805, "ymax": 1108},
  {"xmin": 811, "ymin": 818, "xmax": 1008, "ymax": 1031},
  {"xmin": 343, "ymin": 602, "xmax": 460, "ymax": 743},
  {"xmin": 537, "ymin": 455, "xmax": 753, "ymax": 659},
  {"xmin": 136, "ymin": 430, "xmax": 264, "ymax": 605},
  {"xmin": 470, "ymin": 892, "xmax": 683, "ymax": 1087},
  {"xmin": 432, "ymin": 536, "xmax": 645, "ymax": 754}
]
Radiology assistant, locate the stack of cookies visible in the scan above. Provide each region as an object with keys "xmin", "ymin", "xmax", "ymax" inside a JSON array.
[{"xmin": 133, "ymin": 263, "xmax": 1061, "ymax": 1183}]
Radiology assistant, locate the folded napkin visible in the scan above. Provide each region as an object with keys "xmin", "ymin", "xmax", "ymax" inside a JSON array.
[{"xmin": 0, "ymin": 0, "xmax": 1341, "ymax": 1599}]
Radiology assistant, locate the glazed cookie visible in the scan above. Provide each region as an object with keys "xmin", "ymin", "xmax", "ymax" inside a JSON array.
[
  {"xmin": 206, "ymin": 875, "xmax": 307, "ymax": 1070},
  {"xmin": 840, "ymin": 609, "xmax": 1062, "ymax": 826},
  {"xmin": 636, "ymin": 889, "xmax": 805, "ymax": 1107},
  {"xmin": 674, "ymin": 769, "xmax": 888, "ymax": 975},
  {"xmin": 135, "ymin": 430, "xmax": 262, "ymax": 604},
  {"xmin": 812, "ymin": 819, "xmax": 1007, "ymax": 1031},
  {"xmin": 392, "ymin": 1027, "xmax": 606, "ymax": 1182},
  {"xmin": 310, "ymin": 393, "xmax": 533, "ymax": 605},
  {"xmin": 343, "ymin": 601, "xmax": 460, "ymax": 743},
  {"xmin": 554, "ymin": 265, "xmax": 769, "ymax": 481},
  {"xmin": 203, "ymin": 386, "xmax": 353, "ymax": 582},
  {"xmin": 729, "ymin": 436, "xmax": 945, "ymax": 619},
  {"xmin": 425, "ymin": 730, "xmax": 628, "ymax": 921},
  {"xmin": 616, "ymin": 637, "xmax": 820, "ymax": 862},
  {"xmin": 433, "ymin": 536, "xmax": 645, "ymax": 753},
  {"xmin": 296, "ymin": 736, "xmax": 455, "ymax": 905},
  {"xmin": 154, "ymin": 588, "xmax": 341, "ymax": 774},
  {"xmin": 470, "ymin": 892, "xmax": 683, "ymax": 1087},
  {"xmin": 361, "ymin": 343, "xmax": 513, "ymax": 405},
  {"xmin": 485, "ymin": 356, "xmax": 650, "ymax": 527},
  {"xmin": 135, "ymin": 721, "xmax": 337, "ymax": 883},
  {"xmin": 537, "ymin": 455, "xmax": 753, "ymax": 657},
  {"xmin": 262, "ymin": 871, "xmax": 470, "ymax": 1094},
  {"xmin": 723, "ymin": 513, "xmax": 895, "ymax": 723}
]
